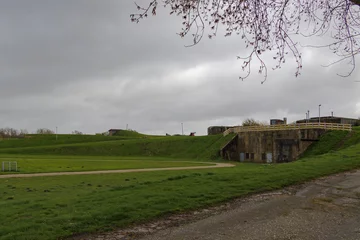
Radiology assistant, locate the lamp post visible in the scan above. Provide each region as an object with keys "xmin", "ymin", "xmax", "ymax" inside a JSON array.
[
  {"xmin": 318, "ymin": 104, "xmax": 321, "ymax": 124},
  {"xmin": 307, "ymin": 110, "xmax": 310, "ymax": 123}
]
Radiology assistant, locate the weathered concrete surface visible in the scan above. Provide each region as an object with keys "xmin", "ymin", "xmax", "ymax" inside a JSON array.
[
  {"xmin": 74, "ymin": 170, "xmax": 360, "ymax": 240},
  {"xmin": 222, "ymin": 129, "xmax": 326, "ymax": 163},
  {"xmin": 208, "ymin": 126, "xmax": 234, "ymax": 135}
]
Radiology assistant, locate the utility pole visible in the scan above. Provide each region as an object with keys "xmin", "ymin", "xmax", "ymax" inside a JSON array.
[
  {"xmin": 181, "ymin": 123, "xmax": 184, "ymax": 135},
  {"xmin": 318, "ymin": 104, "xmax": 321, "ymax": 124},
  {"xmin": 56, "ymin": 126, "xmax": 58, "ymax": 141},
  {"xmin": 307, "ymin": 110, "xmax": 310, "ymax": 123}
]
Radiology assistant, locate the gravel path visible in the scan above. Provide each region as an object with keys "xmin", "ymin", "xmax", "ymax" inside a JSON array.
[
  {"xmin": 77, "ymin": 170, "xmax": 360, "ymax": 240},
  {"xmin": 0, "ymin": 162, "xmax": 234, "ymax": 179}
]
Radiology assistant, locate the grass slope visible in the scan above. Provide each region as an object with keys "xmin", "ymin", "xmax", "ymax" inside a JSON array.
[
  {"xmin": 1, "ymin": 142, "xmax": 360, "ymax": 240},
  {"xmin": 0, "ymin": 134, "xmax": 140, "ymax": 149},
  {"xmin": 303, "ymin": 127, "xmax": 360, "ymax": 157},
  {"xmin": 302, "ymin": 130, "xmax": 349, "ymax": 157},
  {"xmin": 111, "ymin": 130, "xmax": 147, "ymax": 137},
  {"xmin": 339, "ymin": 126, "xmax": 360, "ymax": 149},
  {"xmin": 0, "ymin": 134, "xmax": 236, "ymax": 160}
]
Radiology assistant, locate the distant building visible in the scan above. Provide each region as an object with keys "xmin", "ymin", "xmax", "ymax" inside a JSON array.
[
  {"xmin": 108, "ymin": 129, "xmax": 122, "ymax": 136},
  {"xmin": 270, "ymin": 118, "xmax": 287, "ymax": 125},
  {"xmin": 208, "ymin": 117, "xmax": 289, "ymax": 135},
  {"xmin": 296, "ymin": 116, "xmax": 358, "ymax": 126}
]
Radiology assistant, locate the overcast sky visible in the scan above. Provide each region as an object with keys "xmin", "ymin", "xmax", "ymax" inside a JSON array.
[{"xmin": 1, "ymin": 0, "xmax": 359, "ymax": 135}]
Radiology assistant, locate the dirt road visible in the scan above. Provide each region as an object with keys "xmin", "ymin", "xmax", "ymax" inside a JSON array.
[
  {"xmin": 0, "ymin": 162, "xmax": 234, "ymax": 179},
  {"xmin": 80, "ymin": 170, "xmax": 360, "ymax": 240}
]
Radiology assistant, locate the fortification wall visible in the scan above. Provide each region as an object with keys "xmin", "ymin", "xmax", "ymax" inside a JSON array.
[{"xmin": 221, "ymin": 129, "xmax": 326, "ymax": 163}]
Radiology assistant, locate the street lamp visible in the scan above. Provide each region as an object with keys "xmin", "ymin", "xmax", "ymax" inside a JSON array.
[
  {"xmin": 307, "ymin": 110, "xmax": 310, "ymax": 123},
  {"xmin": 318, "ymin": 104, "xmax": 321, "ymax": 124}
]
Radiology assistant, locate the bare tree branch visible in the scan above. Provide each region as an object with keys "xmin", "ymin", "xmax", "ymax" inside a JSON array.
[{"xmin": 131, "ymin": 0, "xmax": 360, "ymax": 81}]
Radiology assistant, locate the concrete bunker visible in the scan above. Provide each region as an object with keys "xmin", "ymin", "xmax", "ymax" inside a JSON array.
[{"xmin": 221, "ymin": 129, "xmax": 327, "ymax": 163}]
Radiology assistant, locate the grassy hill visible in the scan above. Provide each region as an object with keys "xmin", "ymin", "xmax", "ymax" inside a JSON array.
[
  {"xmin": 1, "ymin": 127, "xmax": 359, "ymax": 161},
  {"xmin": 339, "ymin": 126, "xmax": 360, "ymax": 149},
  {"xmin": 111, "ymin": 129, "xmax": 147, "ymax": 137},
  {"xmin": 0, "ymin": 133, "xmax": 143, "ymax": 149},
  {"xmin": 0, "ymin": 133, "xmax": 236, "ymax": 160}
]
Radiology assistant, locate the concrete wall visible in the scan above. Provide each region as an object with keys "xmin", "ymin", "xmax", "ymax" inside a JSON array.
[
  {"xmin": 221, "ymin": 129, "xmax": 326, "ymax": 163},
  {"xmin": 108, "ymin": 129, "xmax": 122, "ymax": 136},
  {"xmin": 221, "ymin": 135, "xmax": 238, "ymax": 160}
]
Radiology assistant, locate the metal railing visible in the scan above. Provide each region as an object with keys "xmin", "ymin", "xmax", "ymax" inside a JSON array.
[{"xmin": 223, "ymin": 123, "xmax": 352, "ymax": 136}]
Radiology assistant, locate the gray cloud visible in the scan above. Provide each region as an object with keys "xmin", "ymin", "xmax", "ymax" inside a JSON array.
[{"xmin": 0, "ymin": 0, "xmax": 359, "ymax": 135}]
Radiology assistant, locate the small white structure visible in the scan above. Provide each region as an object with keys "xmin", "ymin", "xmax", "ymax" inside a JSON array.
[{"xmin": 1, "ymin": 161, "xmax": 17, "ymax": 172}]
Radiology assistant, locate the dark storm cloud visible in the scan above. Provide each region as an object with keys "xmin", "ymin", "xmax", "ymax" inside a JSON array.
[{"xmin": 0, "ymin": 0, "xmax": 359, "ymax": 135}]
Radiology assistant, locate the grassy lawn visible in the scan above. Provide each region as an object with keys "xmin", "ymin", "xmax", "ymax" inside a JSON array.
[
  {"xmin": 1, "ymin": 142, "xmax": 360, "ymax": 240},
  {"xmin": 0, "ymin": 156, "xmax": 213, "ymax": 174},
  {"xmin": 1, "ymin": 129, "xmax": 360, "ymax": 240}
]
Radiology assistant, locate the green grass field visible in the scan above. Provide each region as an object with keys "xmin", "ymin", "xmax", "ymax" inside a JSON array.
[
  {"xmin": 0, "ymin": 156, "xmax": 212, "ymax": 174},
  {"xmin": 0, "ymin": 129, "xmax": 360, "ymax": 240}
]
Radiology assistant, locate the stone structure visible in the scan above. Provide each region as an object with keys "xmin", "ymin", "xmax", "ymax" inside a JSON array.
[
  {"xmin": 108, "ymin": 129, "xmax": 123, "ymax": 136},
  {"xmin": 208, "ymin": 126, "xmax": 235, "ymax": 135},
  {"xmin": 221, "ymin": 128, "xmax": 327, "ymax": 163}
]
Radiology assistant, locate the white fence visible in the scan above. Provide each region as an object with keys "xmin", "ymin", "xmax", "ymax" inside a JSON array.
[
  {"xmin": 1, "ymin": 161, "xmax": 18, "ymax": 172},
  {"xmin": 223, "ymin": 123, "xmax": 352, "ymax": 136}
]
